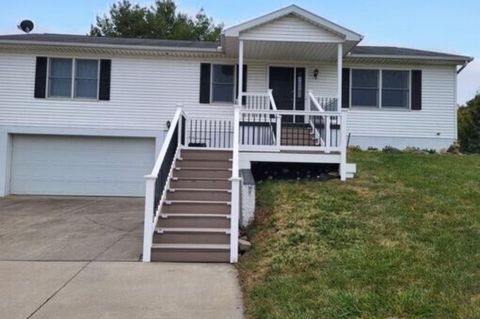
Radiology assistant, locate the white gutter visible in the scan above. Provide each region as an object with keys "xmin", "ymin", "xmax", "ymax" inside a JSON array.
[
  {"xmin": 347, "ymin": 53, "xmax": 474, "ymax": 63},
  {"xmin": 0, "ymin": 39, "xmax": 223, "ymax": 53}
]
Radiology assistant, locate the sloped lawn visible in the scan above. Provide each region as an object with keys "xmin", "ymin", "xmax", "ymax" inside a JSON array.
[{"xmin": 238, "ymin": 151, "xmax": 480, "ymax": 319}]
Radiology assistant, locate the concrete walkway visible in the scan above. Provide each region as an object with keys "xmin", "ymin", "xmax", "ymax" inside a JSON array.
[
  {"xmin": 0, "ymin": 197, "xmax": 243, "ymax": 318},
  {"xmin": 0, "ymin": 261, "xmax": 244, "ymax": 319}
]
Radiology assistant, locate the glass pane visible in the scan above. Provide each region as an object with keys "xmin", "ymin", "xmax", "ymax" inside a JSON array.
[
  {"xmin": 352, "ymin": 69, "xmax": 379, "ymax": 88},
  {"xmin": 75, "ymin": 79, "xmax": 98, "ymax": 98},
  {"xmin": 352, "ymin": 88, "xmax": 378, "ymax": 107},
  {"xmin": 50, "ymin": 58, "xmax": 72, "ymax": 78},
  {"xmin": 76, "ymin": 59, "xmax": 98, "ymax": 79},
  {"xmin": 212, "ymin": 84, "xmax": 234, "ymax": 102},
  {"xmin": 49, "ymin": 78, "xmax": 72, "ymax": 97},
  {"xmin": 383, "ymin": 70, "xmax": 409, "ymax": 89},
  {"xmin": 212, "ymin": 64, "xmax": 234, "ymax": 102},
  {"xmin": 382, "ymin": 89, "xmax": 409, "ymax": 108},
  {"xmin": 212, "ymin": 65, "xmax": 234, "ymax": 84}
]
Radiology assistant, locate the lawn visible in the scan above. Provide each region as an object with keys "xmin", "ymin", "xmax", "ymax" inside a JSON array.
[{"xmin": 238, "ymin": 151, "xmax": 480, "ymax": 319}]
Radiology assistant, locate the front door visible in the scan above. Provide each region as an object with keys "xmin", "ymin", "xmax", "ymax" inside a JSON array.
[{"xmin": 269, "ymin": 67, "xmax": 305, "ymax": 123}]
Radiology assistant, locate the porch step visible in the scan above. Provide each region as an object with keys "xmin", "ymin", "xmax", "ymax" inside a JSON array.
[
  {"xmin": 167, "ymin": 188, "xmax": 231, "ymax": 201},
  {"xmin": 173, "ymin": 167, "xmax": 232, "ymax": 178},
  {"xmin": 153, "ymin": 227, "xmax": 230, "ymax": 244},
  {"xmin": 150, "ymin": 148, "xmax": 233, "ymax": 263},
  {"xmin": 176, "ymin": 158, "xmax": 232, "ymax": 169},
  {"xmin": 180, "ymin": 149, "xmax": 232, "ymax": 161},
  {"xmin": 170, "ymin": 177, "xmax": 231, "ymax": 189},
  {"xmin": 159, "ymin": 213, "xmax": 231, "ymax": 228},
  {"xmin": 162, "ymin": 200, "xmax": 231, "ymax": 214},
  {"xmin": 151, "ymin": 243, "xmax": 230, "ymax": 263}
]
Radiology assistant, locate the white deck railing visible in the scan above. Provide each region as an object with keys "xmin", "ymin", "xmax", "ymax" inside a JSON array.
[
  {"xmin": 238, "ymin": 109, "xmax": 344, "ymax": 152},
  {"xmin": 242, "ymin": 89, "xmax": 278, "ymax": 111},
  {"xmin": 143, "ymin": 92, "xmax": 347, "ymax": 262}
]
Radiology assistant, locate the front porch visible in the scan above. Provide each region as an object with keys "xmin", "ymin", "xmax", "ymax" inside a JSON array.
[{"xmin": 142, "ymin": 6, "xmax": 362, "ymax": 263}]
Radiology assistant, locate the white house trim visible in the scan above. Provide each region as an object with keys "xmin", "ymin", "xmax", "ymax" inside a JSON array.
[{"xmin": 224, "ymin": 4, "xmax": 363, "ymax": 42}]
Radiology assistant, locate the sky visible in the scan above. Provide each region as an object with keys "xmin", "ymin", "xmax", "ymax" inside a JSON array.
[{"xmin": 1, "ymin": 0, "xmax": 479, "ymax": 104}]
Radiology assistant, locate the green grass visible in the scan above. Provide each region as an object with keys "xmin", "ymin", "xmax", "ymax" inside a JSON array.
[{"xmin": 238, "ymin": 151, "xmax": 480, "ymax": 319}]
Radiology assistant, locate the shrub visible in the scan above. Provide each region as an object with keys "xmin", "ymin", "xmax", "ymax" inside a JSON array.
[
  {"xmin": 458, "ymin": 94, "xmax": 480, "ymax": 153},
  {"xmin": 382, "ymin": 145, "xmax": 401, "ymax": 153}
]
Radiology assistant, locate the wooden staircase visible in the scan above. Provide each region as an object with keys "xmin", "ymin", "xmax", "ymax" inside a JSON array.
[{"xmin": 151, "ymin": 149, "xmax": 232, "ymax": 262}]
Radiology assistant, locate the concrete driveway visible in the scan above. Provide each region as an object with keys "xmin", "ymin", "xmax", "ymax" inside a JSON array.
[
  {"xmin": 0, "ymin": 196, "xmax": 144, "ymax": 261},
  {"xmin": 0, "ymin": 196, "xmax": 244, "ymax": 319}
]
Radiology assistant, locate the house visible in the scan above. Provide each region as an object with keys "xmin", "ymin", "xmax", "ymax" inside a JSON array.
[{"xmin": 0, "ymin": 5, "xmax": 472, "ymax": 262}]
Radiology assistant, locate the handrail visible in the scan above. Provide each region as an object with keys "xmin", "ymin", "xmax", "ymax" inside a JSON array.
[
  {"xmin": 239, "ymin": 109, "xmax": 341, "ymax": 116},
  {"xmin": 268, "ymin": 89, "xmax": 278, "ymax": 111},
  {"xmin": 148, "ymin": 107, "xmax": 183, "ymax": 178},
  {"xmin": 143, "ymin": 105, "xmax": 184, "ymax": 262},
  {"xmin": 308, "ymin": 90, "xmax": 324, "ymax": 112}
]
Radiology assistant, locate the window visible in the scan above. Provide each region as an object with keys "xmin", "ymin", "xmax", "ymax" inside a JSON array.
[
  {"xmin": 75, "ymin": 59, "xmax": 99, "ymax": 98},
  {"xmin": 47, "ymin": 58, "xmax": 99, "ymax": 99},
  {"xmin": 382, "ymin": 70, "xmax": 410, "ymax": 108},
  {"xmin": 351, "ymin": 69, "xmax": 379, "ymax": 107},
  {"xmin": 212, "ymin": 64, "xmax": 235, "ymax": 103},
  {"xmin": 48, "ymin": 58, "xmax": 72, "ymax": 98}
]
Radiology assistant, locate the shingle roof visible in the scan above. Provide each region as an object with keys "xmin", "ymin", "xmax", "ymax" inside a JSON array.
[
  {"xmin": 350, "ymin": 45, "xmax": 472, "ymax": 61},
  {"xmin": 0, "ymin": 33, "xmax": 220, "ymax": 50}
]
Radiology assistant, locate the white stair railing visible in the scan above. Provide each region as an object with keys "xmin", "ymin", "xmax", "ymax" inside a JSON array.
[{"xmin": 143, "ymin": 105, "xmax": 186, "ymax": 262}]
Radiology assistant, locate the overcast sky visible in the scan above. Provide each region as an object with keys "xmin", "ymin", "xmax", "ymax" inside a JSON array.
[{"xmin": 1, "ymin": 0, "xmax": 478, "ymax": 104}]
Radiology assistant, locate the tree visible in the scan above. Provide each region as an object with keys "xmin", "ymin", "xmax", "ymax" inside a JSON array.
[
  {"xmin": 89, "ymin": 0, "xmax": 223, "ymax": 41},
  {"xmin": 458, "ymin": 93, "xmax": 480, "ymax": 153}
]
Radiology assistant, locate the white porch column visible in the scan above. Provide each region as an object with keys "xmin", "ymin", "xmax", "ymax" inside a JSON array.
[
  {"xmin": 238, "ymin": 39, "xmax": 244, "ymax": 104},
  {"xmin": 337, "ymin": 42, "xmax": 343, "ymax": 112}
]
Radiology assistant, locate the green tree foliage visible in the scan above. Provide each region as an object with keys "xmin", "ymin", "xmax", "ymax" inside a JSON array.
[
  {"xmin": 89, "ymin": 0, "xmax": 223, "ymax": 41},
  {"xmin": 458, "ymin": 93, "xmax": 480, "ymax": 153}
]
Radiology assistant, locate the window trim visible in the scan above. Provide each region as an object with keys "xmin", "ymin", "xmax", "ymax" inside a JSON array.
[
  {"xmin": 210, "ymin": 63, "xmax": 237, "ymax": 104},
  {"xmin": 45, "ymin": 57, "xmax": 101, "ymax": 101},
  {"xmin": 349, "ymin": 67, "xmax": 412, "ymax": 110}
]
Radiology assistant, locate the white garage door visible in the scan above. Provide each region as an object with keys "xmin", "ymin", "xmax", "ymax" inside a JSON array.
[{"xmin": 10, "ymin": 135, "xmax": 156, "ymax": 196}]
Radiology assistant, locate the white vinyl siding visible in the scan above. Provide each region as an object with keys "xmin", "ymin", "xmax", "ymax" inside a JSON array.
[
  {"xmin": 346, "ymin": 64, "xmax": 457, "ymax": 139},
  {"xmin": 240, "ymin": 14, "xmax": 341, "ymax": 43},
  {"xmin": 10, "ymin": 135, "xmax": 155, "ymax": 196},
  {"xmin": 0, "ymin": 53, "xmax": 236, "ymax": 130},
  {"xmin": 0, "ymin": 53, "xmax": 457, "ymax": 143}
]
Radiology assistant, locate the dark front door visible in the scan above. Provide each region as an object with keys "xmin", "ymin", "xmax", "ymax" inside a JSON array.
[
  {"xmin": 269, "ymin": 67, "xmax": 305, "ymax": 123},
  {"xmin": 269, "ymin": 67, "xmax": 294, "ymax": 122}
]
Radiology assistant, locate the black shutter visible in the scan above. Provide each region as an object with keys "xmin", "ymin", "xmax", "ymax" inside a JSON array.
[
  {"xmin": 342, "ymin": 68, "xmax": 350, "ymax": 108},
  {"xmin": 34, "ymin": 57, "xmax": 47, "ymax": 98},
  {"xmin": 199, "ymin": 63, "xmax": 211, "ymax": 104},
  {"xmin": 411, "ymin": 70, "xmax": 422, "ymax": 110},
  {"xmin": 99, "ymin": 59, "xmax": 111, "ymax": 101}
]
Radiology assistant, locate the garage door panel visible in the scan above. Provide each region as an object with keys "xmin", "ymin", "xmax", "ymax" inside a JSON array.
[{"xmin": 11, "ymin": 135, "xmax": 155, "ymax": 196}]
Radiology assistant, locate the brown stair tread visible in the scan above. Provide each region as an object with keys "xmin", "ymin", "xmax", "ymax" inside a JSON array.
[
  {"xmin": 168, "ymin": 188, "xmax": 231, "ymax": 192},
  {"xmin": 155, "ymin": 227, "xmax": 230, "ymax": 233},
  {"xmin": 166, "ymin": 200, "xmax": 230, "ymax": 204},
  {"xmin": 172, "ymin": 177, "xmax": 230, "ymax": 181},
  {"xmin": 175, "ymin": 167, "xmax": 231, "ymax": 171},
  {"xmin": 160, "ymin": 213, "xmax": 230, "ymax": 218},
  {"xmin": 152, "ymin": 243, "xmax": 230, "ymax": 250}
]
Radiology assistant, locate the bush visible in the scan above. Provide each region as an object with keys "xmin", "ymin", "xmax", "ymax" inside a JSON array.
[
  {"xmin": 458, "ymin": 94, "xmax": 480, "ymax": 153},
  {"xmin": 382, "ymin": 145, "xmax": 401, "ymax": 153}
]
